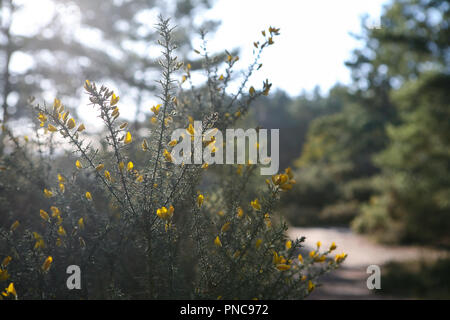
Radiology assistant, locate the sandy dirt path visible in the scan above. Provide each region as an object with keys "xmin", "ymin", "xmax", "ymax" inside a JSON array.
[{"xmin": 288, "ymin": 227, "xmax": 448, "ymax": 299}]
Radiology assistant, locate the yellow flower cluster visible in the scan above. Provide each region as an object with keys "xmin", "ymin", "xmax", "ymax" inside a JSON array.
[
  {"xmin": 1, "ymin": 282, "xmax": 16, "ymax": 299},
  {"xmin": 58, "ymin": 173, "xmax": 65, "ymax": 193},
  {"xmin": 273, "ymin": 251, "xmax": 292, "ymax": 271},
  {"xmin": 156, "ymin": 205, "xmax": 174, "ymax": 221},
  {"xmin": 42, "ymin": 256, "xmax": 53, "ymax": 273},
  {"xmin": 163, "ymin": 149, "xmax": 173, "ymax": 162},
  {"xmin": 156, "ymin": 205, "xmax": 175, "ymax": 232},
  {"xmin": 124, "ymin": 131, "xmax": 132, "ymax": 144},
  {"xmin": 33, "ymin": 232, "xmax": 45, "ymax": 250},
  {"xmin": 37, "ymin": 98, "xmax": 85, "ymax": 134},
  {"xmin": 250, "ymin": 198, "xmax": 261, "ymax": 211},
  {"xmin": 269, "ymin": 167, "xmax": 296, "ymax": 191},
  {"xmin": 335, "ymin": 252, "xmax": 347, "ymax": 263},
  {"xmin": 197, "ymin": 194, "xmax": 204, "ymax": 208},
  {"xmin": 214, "ymin": 236, "xmax": 222, "ymax": 247},
  {"xmin": 0, "ymin": 256, "xmax": 12, "ymax": 282}
]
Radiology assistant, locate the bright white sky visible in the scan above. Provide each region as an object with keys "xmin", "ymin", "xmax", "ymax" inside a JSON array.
[{"xmin": 198, "ymin": 0, "xmax": 390, "ymax": 96}]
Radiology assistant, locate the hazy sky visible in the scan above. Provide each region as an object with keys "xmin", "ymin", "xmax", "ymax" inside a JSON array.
[
  {"xmin": 198, "ymin": 0, "xmax": 390, "ymax": 96},
  {"xmin": 9, "ymin": 0, "xmax": 390, "ymax": 125}
]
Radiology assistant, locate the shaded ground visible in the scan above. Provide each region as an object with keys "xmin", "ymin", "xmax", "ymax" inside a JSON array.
[{"xmin": 288, "ymin": 227, "xmax": 449, "ymax": 299}]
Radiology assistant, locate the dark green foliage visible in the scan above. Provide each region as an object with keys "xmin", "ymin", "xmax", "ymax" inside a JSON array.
[
  {"xmin": 286, "ymin": 0, "xmax": 450, "ymax": 245},
  {"xmin": 379, "ymin": 258, "xmax": 450, "ymax": 299}
]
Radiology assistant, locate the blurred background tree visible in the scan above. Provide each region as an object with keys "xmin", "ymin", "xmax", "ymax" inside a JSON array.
[{"xmin": 0, "ymin": 0, "xmax": 216, "ymax": 133}]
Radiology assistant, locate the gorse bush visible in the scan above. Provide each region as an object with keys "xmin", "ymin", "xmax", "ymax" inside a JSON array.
[{"xmin": 0, "ymin": 17, "xmax": 345, "ymax": 300}]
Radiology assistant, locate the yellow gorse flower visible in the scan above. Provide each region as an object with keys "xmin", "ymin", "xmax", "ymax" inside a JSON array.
[
  {"xmin": 42, "ymin": 256, "xmax": 53, "ymax": 272},
  {"xmin": 53, "ymin": 98, "xmax": 62, "ymax": 110},
  {"xmin": 151, "ymin": 104, "xmax": 161, "ymax": 115},
  {"xmin": 214, "ymin": 236, "xmax": 222, "ymax": 247},
  {"xmin": 335, "ymin": 252, "xmax": 347, "ymax": 263},
  {"xmin": 163, "ymin": 149, "xmax": 173, "ymax": 162},
  {"xmin": 276, "ymin": 264, "xmax": 291, "ymax": 271},
  {"xmin": 75, "ymin": 160, "xmax": 82, "ymax": 169},
  {"xmin": 127, "ymin": 161, "xmax": 134, "ymax": 171},
  {"xmin": 120, "ymin": 122, "xmax": 128, "ymax": 129},
  {"xmin": 1, "ymin": 256, "xmax": 12, "ymax": 268},
  {"xmin": 10, "ymin": 220, "xmax": 19, "ymax": 232},
  {"xmin": 186, "ymin": 123, "xmax": 195, "ymax": 136},
  {"xmin": 264, "ymin": 213, "xmax": 272, "ymax": 228},
  {"xmin": 308, "ymin": 280, "xmax": 315, "ymax": 292},
  {"xmin": 39, "ymin": 209, "xmax": 50, "ymax": 221},
  {"xmin": 197, "ymin": 194, "xmax": 204, "ymax": 208},
  {"xmin": 67, "ymin": 118, "xmax": 76, "ymax": 130},
  {"xmin": 95, "ymin": 164, "xmax": 104, "ymax": 171},
  {"xmin": 110, "ymin": 92, "xmax": 119, "ymax": 106},
  {"xmin": 57, "ymin": 226, "xmax": 66, "ymax": 237},
  {"xmin": 221, "ymin": 222, "xmax": 231, "ymax": 233},
  {"xmin": 104, "ymin": 170, "xmax": 111, "ymax": 181},
  {"xmin": 124, "ymin": 131, "xmax": 132, "ymax": 144},
  {"xmin": 34, "ymin": 239, "xmax": 45, "ymax": 250},
  {"xmin": 2, "ymin": 282, "xmax": 17, "ymax": 298},
  {"xmin": 85, "ymin": 192, "xmax": 92, "ymax": 201},
  {"xmin": 62, "ymin": 111, "xmax": 69, "ymax": 123},
  {"xmin": 237, "ymin": 207, "xmax": 244, "ymax": 219},
  {"xmin": 111, "ymin": 107, "xmax": 119, "ymax": 118},
  {"xmin": 33, "ymin": 233, "xmax": 45, "ymax": 250},
  {"xmin": 315, "ymin": 255, "xmax": 327, "ymax": 263},
  {"xmin": 43, "ymin": 188, "xmax": 53, "ymax": 198},
  {"xmin": 78, "ymin": 218, "xmax": 85, "ymax": 229},
  {"xmin": 273, "ymin": 251, "xmax": 289, "ymax": 266},
  {"xmin": 330, "ymin": 242, "xmax": 337, "ymax": 251},
  {"xmin": 48, "ymin": 124, "xmax": 58, "ymax": 132},
  {"xmin": 285, "ymin": 240, "xmax": 292, "ymax": 249},
  {"xmin": 250, "ymin": 198, "xmax": 261, "ymax": 210},
  {"xmin": 156, "ymin": 205, "xmax": 174, "ymax": 221},
  {"xmin": 270, "ymin": 168, "xmax": 296, "ymax": 191},
  {"xmin": 142, "ymin": 139, "xmax": 149, "ymax": 151},
  {"xmin": 0, "ymin": 269, "xmax": 10, "ymax": 282},
  {"xmin": 50, "ymin": 206, "xmax": 60, "ymax": 217},
  {"xmin": 57, "ymin": 173, "xmax": 65, "ymax": 183},
  {"xmin": 255, "ymin": 239, "xmax": 263, "ymax": 249},
  {"xmin": 77, "ymin": 124, "xmax": 85, "ymax": 132}
]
